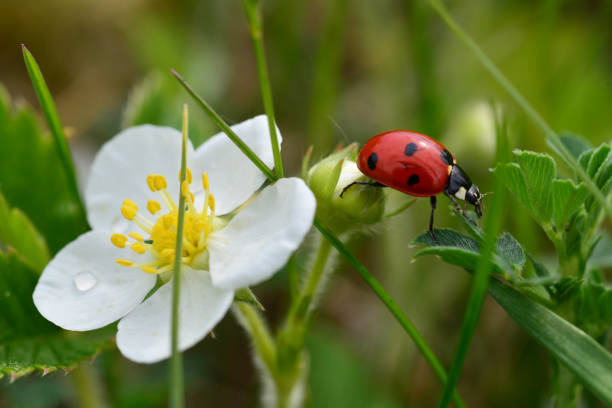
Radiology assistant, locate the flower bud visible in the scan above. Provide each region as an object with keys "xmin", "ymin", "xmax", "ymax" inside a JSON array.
[{"xmin": 306, "ymin": 144, "xmax": 385, "ymax": 233}]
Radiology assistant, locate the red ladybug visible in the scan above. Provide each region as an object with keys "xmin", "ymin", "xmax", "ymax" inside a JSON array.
[{"xmin": 342, "ymin": 130, "xmax": 483, "ymax": 240}]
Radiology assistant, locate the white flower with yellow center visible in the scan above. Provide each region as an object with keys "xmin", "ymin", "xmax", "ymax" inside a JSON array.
[{"xmin": 33, "ymin": 115, "xmax": 316, "ymax": 363}]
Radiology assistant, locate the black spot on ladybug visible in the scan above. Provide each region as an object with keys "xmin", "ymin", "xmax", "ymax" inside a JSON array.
[
  {"xmin": 404, "ymin": 143, "xmax": 418, "ymax": 157},
  {"xmin": 367, "ymin": 152, "xmax": 378, "ymax": 170},
  {"xmin": 407, "ymin": 174, "xmax": 420, "ymax": 186},
  {"xmin": 441, "ymin": 149, "xmax": 453, "ymax": 165}
]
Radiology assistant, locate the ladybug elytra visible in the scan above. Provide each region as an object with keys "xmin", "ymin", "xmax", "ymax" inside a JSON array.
[{"xmin": 342, "ymin": 130, "xmax": 483, "ymax": 241}]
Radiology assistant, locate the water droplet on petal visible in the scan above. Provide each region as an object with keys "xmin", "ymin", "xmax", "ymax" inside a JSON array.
[{"xmin": 74, "ymin": 271, "xmax": 97, "ymax": 292}]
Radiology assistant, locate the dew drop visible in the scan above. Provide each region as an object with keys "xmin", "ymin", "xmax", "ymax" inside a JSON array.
[{"xmin": 74, "ymin": 271, "xmax": 98, "ymax": 292}]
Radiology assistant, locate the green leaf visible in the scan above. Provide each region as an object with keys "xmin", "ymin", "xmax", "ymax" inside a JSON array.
[
  {"xmin": 0, "ymin": 192, "xmax": 50, "ymax": 272},
  {"xmin": 0, "ymin": 251, "xmax": 113, "ymax": 379},
  {"xmin": 585, "ymin": 144, "xmax": 610, "ymax": 181},
  {"xmin": 496, "ymin": 232, "xmax": 525, "ymax": 272},
  {"xmin": 488, "ymin": 279, "xmax": 612, "ymax": 404},
  {"xmin": 494, "ymin": 150, "xmax": 556, "ymax": 225},
  {"xmin": 0, "ymin": 84, "xmax": 88, "ymax": 253},
  {"xmin": 551, "ymin": 179, "xmax": 589, "ymax": 230},
  {"xmin": 578, "ymin": 144, "xmax": 612, "ymax": 227},
  {"xmin": 557, "ymin": 132, "xmax": 592, "ymax": 160},
  {"xmin": 413, "ymin": 229, "xmax": 510, "ymax": 276},
  {"xmin": 21, "ymin": 46, "xmax": 88, "ymax": 230}
]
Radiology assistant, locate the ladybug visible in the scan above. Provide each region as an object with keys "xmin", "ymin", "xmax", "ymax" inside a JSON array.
[{"xmin": 341, "ymin": 130, "xmax": 483, "ymax": 241}]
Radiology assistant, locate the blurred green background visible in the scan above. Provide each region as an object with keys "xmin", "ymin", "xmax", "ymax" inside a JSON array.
[{"xmin": 1, "ymin": 0, "xmax": 610, "ymax": 406}]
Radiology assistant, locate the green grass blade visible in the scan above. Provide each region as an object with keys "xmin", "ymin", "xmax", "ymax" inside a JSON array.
[
  {"xmin": 489, "ymin": 279, "xmax": 612, "ymax": 404},
  {"xmin": 438, "ymin": 174, "xmax": 506, "ymax": 407},
  {"xmin": 242, "ymin": 0, "xmax": 284, "ymax": 178},
  {"xmin": 425, "ymin": 0, "xmax": 612, "ymax": 223},
  {"xmin": 314, "ymin": 219, "xmax": 466, "ymax": 408},
  {"xmin": 21, "ymin": 45, "xmax": 88, "ymax": 227},
  {"xmin": 171, "ymin": 69, "xmax": 277, "ymax": 181},
  {"xmin": 170, "ymin": 105, "xmax": 188, "ymax": 408}
]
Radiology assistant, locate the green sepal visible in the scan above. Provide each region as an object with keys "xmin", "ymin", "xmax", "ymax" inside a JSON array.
[{"xmin": 234, "ymin": 287, "xmax": 265, "ymax": 311}]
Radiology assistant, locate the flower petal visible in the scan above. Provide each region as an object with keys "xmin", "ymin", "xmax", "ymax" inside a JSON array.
[
  {"xmin": 33, "ymin": 230, "xmax": 156, "ymax": 331},
  {"xmin": 116, "ymin": 268, "xmax": 233, "ymax": 363},
  {"xmin": 85, "ymin": 125, "xmax": 194, "ymax": 232},
  {"xmin": 191, "ymin": 115, "xmax": 281, "ymax": 215},
  {"xmin": 208, "ymin": 178, "xmax": 315, "ymax": 290}
]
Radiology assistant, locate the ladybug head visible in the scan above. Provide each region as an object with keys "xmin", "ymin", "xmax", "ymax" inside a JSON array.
[{"xmin": 465, "ymin": 184, "xmax": 482, "ymax": 217}]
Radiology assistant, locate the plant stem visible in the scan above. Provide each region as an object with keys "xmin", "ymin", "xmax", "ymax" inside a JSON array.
[
  {"xmin": 286, "ymin": 237, "xmax": 333, "ymax": 335},
  {"xmin": 169, "ymin": 105, "xmax": 189, "ymax": 408},
  {"xmin": 71, "ymin": 362, "xmax": 108, "ymax": 408},
  {"xmin": 425, "ymin": 0, "xmax": 612, "ymax": 223},
  {"xmin": 438, "ymin": 175, "xmax": 506, "ymax": 408},
  {"xmin": 306, "ymin": 0, "xmax": 347, "ymax": 154},
  {"xmin": 313, "ymin": 220, "xmax": 466, "ymax": 408},
  {"xmin": 242, "ymin": 0, "xmax": 284, "ymax": 178},
  {"xmin": 171, "ymin": 69, "xmax": 277, "ymax": 181},
  {"xmin": 234, "ymin": 302, "xmax": 277, "ymax": 376}
]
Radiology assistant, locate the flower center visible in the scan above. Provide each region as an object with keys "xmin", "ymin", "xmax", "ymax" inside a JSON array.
[{"xmin": 111, "ymin": 169, "xmax": 218, "ymax": 276}]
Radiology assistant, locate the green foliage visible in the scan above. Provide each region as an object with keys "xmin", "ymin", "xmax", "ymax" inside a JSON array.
[
  {"xmin": 0, "ymin": 251, "xmax": 113, "ymax": 380},
  {"xmin": 413, "ymin": 228, "xmax": 525, "ymax": 278},
  {"xmin": 557, "ymin": 132, "xmax": 592, "ymax": 160},
  {"xmin": 551, "ymin": 180, "xmax": 589, "ymax": 231},
  {"xmin": 494, "ymin": 150, "xmax": 556, "ymax": 225},
  {"xmin": 0, "ymin": 84, "xmax": 87, "ymax": 254},
  {"xmin": 0, "ymin": 192, "xmax": 50, "ymax": 272},
  {"xmin": 416, "ymin": 140, "xmax": 612, "ymax": 405},
  {"xmin": 488, "ymin": 279, "xmax": 612, "ymax": 405}
]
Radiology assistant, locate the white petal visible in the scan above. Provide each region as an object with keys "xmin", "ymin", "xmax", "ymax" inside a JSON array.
[
  {"xmin": 33, "ymin": 230, "xmax": 156, "ymax": 331},
  {"xmin": 191, "ymin": 115, "xmax": 281, "ymax": 215},
  {"xmin": 85, "ymin": 125, "xmax": 194, "ymax": 232},
  {"xmin": 116, "ymin": 268, "xmax": 234, "ymax": 364},
  {"xmin": 208, "ymin": 178, "xmax": 315, "ymax": 290}
]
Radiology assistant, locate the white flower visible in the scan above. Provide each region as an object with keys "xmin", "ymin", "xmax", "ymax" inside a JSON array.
[{"xmin": 33, "ymin": 115, "xmax": 316, "ymax": 363}]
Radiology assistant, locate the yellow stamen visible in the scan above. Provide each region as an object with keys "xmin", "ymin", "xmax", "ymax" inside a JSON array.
[
  {"xmin": 180, "ymin": 168, "xmax": 193, "ymax": 184},
  {"xmin": 121, "ymin": 205, "xmax": 137, "ymax": 220},
  {"xmin": 181, "ymin": 180, "xmax": 190, "ymax": 197},
  {"xmin": 147, "ymin": 200, "xmax": 161, "ymax": 215},
  {"xmin": 161, "ymin": 248, "xmax": 175, "ymax": 262},
  {"xmin": 116, "ymin": 259, "xmax": 133, "ymax": 267},
  {"xmin": 208, "ymin": 194, "xmax": 215, "ymax": 212},
  {"xmin": 123, "ymin": 199, "xmax": 138, "ymax": 210},
  {"xmin": 189, "ymin": 192, "xmax": 194, "ymax": 204},
  {"xmin": 131, "ymin": 243, "xmax": 146, "ymax": 254},
  {"xmin": 128, "ymin": 232, "xmax": 144, "ymax": 242},
  {"xmin": 202, "ymin": 173, "xmax": 209, "ymax": 191},
  {"xmin": 133, "ymin": 218, "xmax": 152, "ymax": 234},
  {"xmin": 141, "ymin": 266, "xmax": 158, "ymax": 274},
  {"xmin": 147, "ymin": 174, "xmax": 157, "ymax": 192},
  {"xmin": 136, "ymin": 212, "xmax": 154, "ymax": 227},
  {"xmin": 110, "ymin": 234, "xmax": 127, "ymax": 248},
  {"xmin": 154, "ymin": 175, "xmax": 167, "ymax": 191}
]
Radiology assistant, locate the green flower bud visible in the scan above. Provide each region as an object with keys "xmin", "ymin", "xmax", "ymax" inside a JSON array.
[{"xmin": 305, "ymin": 144, "xmax": 386, "ymax": 233}]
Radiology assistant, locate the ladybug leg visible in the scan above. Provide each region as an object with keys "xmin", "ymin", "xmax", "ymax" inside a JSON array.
[
  {"xmin": 444, "ymin": 191, "xmax": 462, "ymax": 213},
  {"xmin": 429, "ymin": 196, "xmax": 439, "ymax": 244},
  {"xmin": 340, "ymin": 181, "xmax": 385, "ymax": 197}
]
